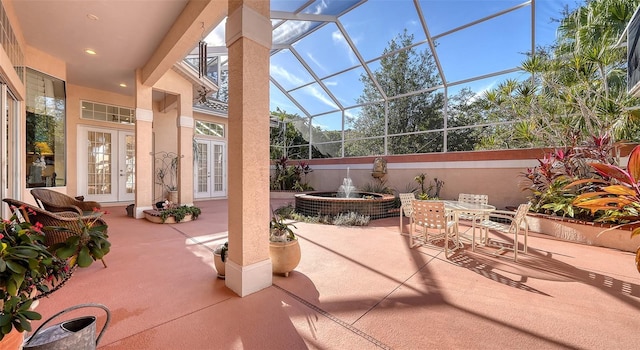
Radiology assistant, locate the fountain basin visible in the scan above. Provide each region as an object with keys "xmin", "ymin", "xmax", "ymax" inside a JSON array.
[{"xmin": 294, "ymin": 192, "xmax": 397, "ymax": 220}]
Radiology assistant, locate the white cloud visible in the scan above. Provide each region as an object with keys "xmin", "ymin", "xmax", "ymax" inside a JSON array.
[
  {"xmin": 310, "ymin": 0, "xmax": 329, "ymax": 15},
  {"xmin": 306, "ymin": 52, "xmax": 327, "ymax": 73},
  {"xmin": 305, "ymin": 85, "xmax": 338, "ymax": 110},
  {"xmin": 270, "ymin": 64, "xmax": 306, "ymax": 86},
  {"xmin": 468, "ymin": 81, "xmax": 498, "ymax": 104},
  {"xmin": 205, "ymin": 19, "xmax": 226, "ymax": 46},
  {"xmin": 332, "ymin": 30, "xmax": 358, "ymax": 65}
]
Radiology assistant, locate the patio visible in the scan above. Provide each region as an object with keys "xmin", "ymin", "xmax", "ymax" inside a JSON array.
[{"xmin": 29, "ymin": 198, "xmax": 640, "ymax": 349}]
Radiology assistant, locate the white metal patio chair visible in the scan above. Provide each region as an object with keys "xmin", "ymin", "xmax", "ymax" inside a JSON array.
[
  {"xmin": 457, "ymin": 193, "xmax": 489, "ymax": 221},
  {"xmin": 476, "ymin": 203, "xmax": 531, "ymax": 261},
  {"xmin": 398, "ymin": 193, "xmax": 415, "ymax": 235},
  {"xmin": 410, "ymin": 200, "xmax": 460, "ymax": 257}
]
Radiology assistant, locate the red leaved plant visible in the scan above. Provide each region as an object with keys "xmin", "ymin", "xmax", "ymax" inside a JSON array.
[{"xmin": 568, "ymin": 144, "xmax": 640, "ymax": 238}]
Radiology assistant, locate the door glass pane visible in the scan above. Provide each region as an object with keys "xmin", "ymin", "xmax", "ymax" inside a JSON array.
[
  {"xmin": 213, "ymin": 144, "xmax": 223, "ymax": 192},
  {"xmin": 87, "ymin": 131, "xmax": 112, "ymax": 194},
  {"xmin": 125, "ymin": 134, "xmax": 135, "ymax": 194},
  {"xmin": 197, "ymin": 143, "xmax": 208, "ymax": 192}
]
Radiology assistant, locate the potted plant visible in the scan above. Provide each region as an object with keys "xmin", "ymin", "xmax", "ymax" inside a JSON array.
[
  {"xmin": 49, "ymin": 211, "xmax": 112, "ymax": 268},
  {"xmin": 166, "ymin": 185, "xmax": 178, "ymax": 204},
  {"xmin": 0, "ymin": 206, "xmax": 110, "ymax": 345},
  {"xmin": 213, "ymin": 242, "xmax": 228, "ymax": 279},
  {"xmin": 143, "ymin": 201, "xmax": 201, "ymax": 224},
  {"xmin": 154, "ymin": 152, "xmax": 180, "ymax": 203},
  {"xmin": 269, "ymin": 214, "xmax": 301, "ymax": 277}
]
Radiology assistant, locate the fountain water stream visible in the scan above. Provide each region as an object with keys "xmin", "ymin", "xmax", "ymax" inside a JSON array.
[{"xmin": 337, "ymin": 167, "xmax": 357, "ymax": 198}]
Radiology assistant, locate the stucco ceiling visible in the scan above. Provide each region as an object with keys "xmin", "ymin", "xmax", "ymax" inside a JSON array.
[{"xmin": 10, "ymin": 0, "xmax": 193, "ymax": 96}]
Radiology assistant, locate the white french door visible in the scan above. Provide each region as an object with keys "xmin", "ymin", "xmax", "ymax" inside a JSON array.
[
  {"xmin": 0, "ymin": 83, "xmax": 19, "ymax": 217},
  {"xmin": 78, "ymin": 126, "xmax": 135, "ymax": 202},
  {"xmin": 194, "ymin": 139, "xmax": 226, "ymax": 198}
]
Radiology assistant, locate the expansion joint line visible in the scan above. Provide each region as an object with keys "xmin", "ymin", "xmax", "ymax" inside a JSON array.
[
  {"xmin": 170, "ymin": 225, "xmax": 216, "ymax": 253},
  {"xmin": 272, "ymin": 284, "xmax": 392, "ymax": 350}
]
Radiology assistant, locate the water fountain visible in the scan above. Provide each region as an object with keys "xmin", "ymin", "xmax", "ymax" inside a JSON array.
[
  {"xmin": 337, "ymin": 167, "xmax": 357, "ymax": 198},
  {"xmin": 294, "ymin": 167, "xmax": 396, "ymax": 219}
]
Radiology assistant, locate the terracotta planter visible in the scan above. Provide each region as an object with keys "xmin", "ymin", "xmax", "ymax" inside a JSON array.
[
  {"xmin": 636, "ymin": 247, "xmax": 640, "ymax": 274},
  {"xmin": 143, "ymin": 210, "xmax": 193, "ymax": 224},
  {"xmin": 269, "ymin": 239, "xmax": 301, "ymax": 277},
  {"xmin": 526, "ymin": 214, "xmax": 640, "ymax": 253},
  {"xmin": 167, "ymin": 190, "xmax": 178, "ymax": 204}
]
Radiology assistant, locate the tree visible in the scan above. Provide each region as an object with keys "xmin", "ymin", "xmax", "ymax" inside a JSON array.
[
  {"xmin": 480, "ymin": 0, "xmax": 640, "ymax": 149},
  {"xmin": 347, "ymin": 30, "xmax": 446, "ymax": 155},
  {"xmin": 445, "ymin": 88, "xmax": 488, "ymax": 151},
  {"xmin": 269, "ymin": 108, "xmax": 338, "ymax": 159}
]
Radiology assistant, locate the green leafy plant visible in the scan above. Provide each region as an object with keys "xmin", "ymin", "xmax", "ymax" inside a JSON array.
[
  {"xmin": 0, "ymin": 207, "xmax": 88, "ymax": 340},
  {"xmin": 50, "ymin": 211, "xmax": 111, "ymax": 268},
  {"xmin": 270, "ymin": 215, "xmax": 297, "ymax": 242},
  {"xmin": 215, "ymin": 242, "xmax": 228, "ymax": 262},
  {"xmin": 270, "ymin": 157, "xmax": 314, "ymax": 191},
  {"xmin": 360, "ymin": 179, "xmax": 393, "ymax": 194},
  {"xmin": 156, "ymin": 202, "xmax": 201, "ymax": 223},
  {"xmin": 413, "ymin": 173, "xmax": 444, "ymax": 199}
]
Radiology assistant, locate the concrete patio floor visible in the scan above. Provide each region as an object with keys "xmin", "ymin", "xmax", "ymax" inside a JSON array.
[{"xmin": 28, "ymin": 199, "xmax": 640, "ymax": 349}]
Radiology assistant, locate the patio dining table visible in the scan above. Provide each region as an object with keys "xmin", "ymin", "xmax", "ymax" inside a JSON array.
[{"xmin": 440, "ymin": 200, "xmax": 496, "ymax": 250}]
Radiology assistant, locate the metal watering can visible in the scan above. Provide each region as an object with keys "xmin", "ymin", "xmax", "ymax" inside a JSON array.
[{"xmin": 23, "ymin": 303, "xmax": 111, "ymax": 350}]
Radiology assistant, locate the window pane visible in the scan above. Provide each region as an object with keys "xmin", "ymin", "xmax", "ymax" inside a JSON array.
[
  {"xmin": 26, "ymin": 68, "xmax": 66, "ymax": 187},
  {"xmin": 80, "ymin": 100, "xmax": 135, "ymax": 125},
  {"xmin": 195, "ymin": 120, "xmax": 225, "ymax": 137}
]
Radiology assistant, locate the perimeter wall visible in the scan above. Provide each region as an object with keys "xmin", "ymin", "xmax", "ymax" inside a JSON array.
[{"xmin": 286, "ymin": 146, "xmax": 636, "ymax": 210}]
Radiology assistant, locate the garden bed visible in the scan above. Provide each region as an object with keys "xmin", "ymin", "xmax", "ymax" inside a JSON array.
[
  {"xmin": 526, "ymin": 213, "xmax": 640, "ymax": 253},
  {"xmin": 143, "ymin": 209, "xmax": 194, "ymax": 224}
]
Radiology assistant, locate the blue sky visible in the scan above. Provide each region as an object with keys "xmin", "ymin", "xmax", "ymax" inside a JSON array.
[{"xmin": 207, "ymin": 0, "xmax": 583, "ymax": 131}]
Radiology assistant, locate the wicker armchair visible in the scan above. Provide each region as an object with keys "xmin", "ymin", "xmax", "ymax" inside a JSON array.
[
  {"xmin": 3, "ymin": 198, "xmax": 108, "ymax": 267},
  {"xmin": 31, "ymin": 188, "xmax": 101, "ymax": 215}
]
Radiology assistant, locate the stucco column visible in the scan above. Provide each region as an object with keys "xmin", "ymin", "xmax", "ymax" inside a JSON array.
[
  {"xmin": 177, "ymin": 115, "xmax": 194, "ymax": 205},
  {"xmin": 177, "ymin": 95, "xmax": 194, "ymax": 205},
  {"xmin": 134, "ymin": 69, "xmax": 155, "ymax": 218},
  {"xmin": 225, "ymin": 0, "xmax": 272, "ymax": 296}
]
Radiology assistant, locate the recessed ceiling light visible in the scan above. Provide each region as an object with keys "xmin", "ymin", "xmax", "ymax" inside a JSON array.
[
  {"xmin": 87, "ymin": 14, "xmax": 99, "ymax": 21},
  {"xmin": 119, "ymin": 83, "xmax": 127, "ymax": 88},
  {"xmin": 85, "ymin": 49, "xmax": 96, "ymax": 55}
]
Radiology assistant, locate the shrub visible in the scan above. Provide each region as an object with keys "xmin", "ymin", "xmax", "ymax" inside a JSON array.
[{"xmin": 332, "ymin": 212, "xmax": 370, "ymax": 226}]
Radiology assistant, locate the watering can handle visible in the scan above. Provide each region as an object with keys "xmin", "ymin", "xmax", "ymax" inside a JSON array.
[{"xmin": 25, "ymin": 303, "xmax": 111, "ymax": 346}]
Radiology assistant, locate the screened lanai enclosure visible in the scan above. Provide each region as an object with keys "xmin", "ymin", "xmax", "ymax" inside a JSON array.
[{"xmin": 195, "ymin": 0, "xmax": 640, "ymax": 160}]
